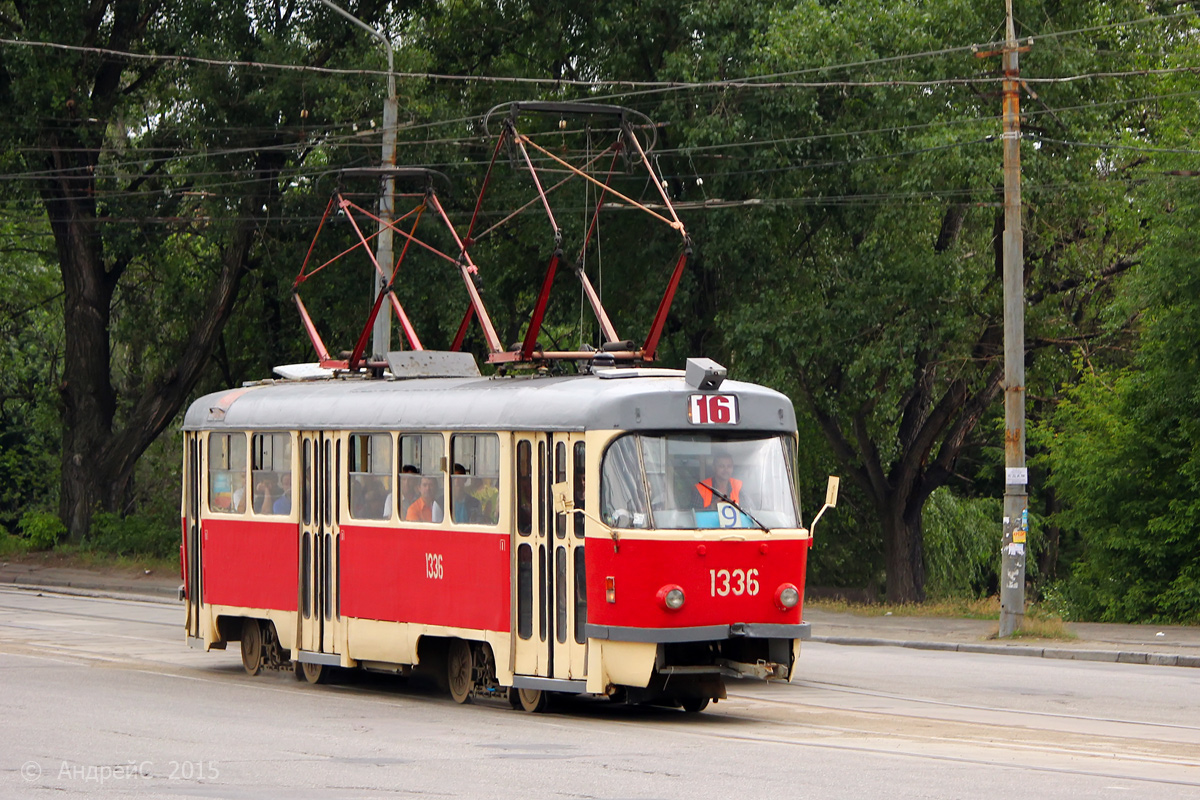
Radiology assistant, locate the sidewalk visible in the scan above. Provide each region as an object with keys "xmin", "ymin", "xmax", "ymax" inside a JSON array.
[
  {"xmin": 805, "ymin": 607, "xmax": 1200, "ymax": 668},
  {"xmin": 2, "ymin": 560, "xmax": 1198, "ymax": 668},
  {"xmin": 0, "ymin": 560, "xmax": 180, "ymax": 602}
]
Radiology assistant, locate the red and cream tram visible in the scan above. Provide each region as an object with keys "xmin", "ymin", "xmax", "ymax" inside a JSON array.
[{"xmin": 181, "ymin": 352, "xmax": 834, "ymax": 712}]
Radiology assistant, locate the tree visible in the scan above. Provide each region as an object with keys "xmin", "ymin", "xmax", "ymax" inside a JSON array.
[
  {"xmin": 645, "ymin": 0, "xmax": 1155, "ymax": 601},
  {"xmin": 1043, "ymin": 29, "xmax": 1200, "ymax": 622},
  {"xmin": 0, "ymin": 214, "xmax": 61, "ymax": 530},
  {"xmin": 397, "ymin": 0, "xmax": 1162, "ymax": 602},
  {"xmin": 0, "ymin": 0, "xmax": 391, "ymax": 540}
]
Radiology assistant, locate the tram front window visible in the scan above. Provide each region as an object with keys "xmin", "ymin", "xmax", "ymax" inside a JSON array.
[{"xmin": 601, "ymin": 434, "xmax": 799, "ymax": 530}]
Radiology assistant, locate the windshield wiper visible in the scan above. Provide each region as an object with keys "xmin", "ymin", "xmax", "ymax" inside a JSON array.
[{"xmin": 697, "ymin": 481, "xmax": 770, "ymax": 533}]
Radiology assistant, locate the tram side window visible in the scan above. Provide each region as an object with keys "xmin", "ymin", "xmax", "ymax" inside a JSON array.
[
  {"xmin": 573, "ymin": 441, "xmax": 586, "ymax": 536},
  {"xmin": 208, "ymin": 432, "xmax": 247, "ymax": 513},
  {"xmin": 252, "ymin": 433, "xmax": 293, "ymax": 515},
  {"xmin": 348, "ymin": 433, "xmax": 392, "ymax": 521},
  {"xmin": 600, "ymin": 436, "xmax": 650, "ymax": 529},
  {"xmin": 517, "ymin": 440, "xmax": 532, "ymax": 535},
  {"xmin": 398, "ymin": 434, "xmax": 445, "ymax": 523},
  {"xmin": 450, "ymin": 434, "xmax": 500, "ymax": 525}
]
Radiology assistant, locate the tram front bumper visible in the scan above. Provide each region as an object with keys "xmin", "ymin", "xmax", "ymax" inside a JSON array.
[{"xmin": 657, "ymin": 658, "xmax": 788, "ymax": 681}]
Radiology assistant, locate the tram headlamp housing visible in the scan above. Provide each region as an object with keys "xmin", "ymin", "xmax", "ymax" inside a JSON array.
[
  {"xmin": 657, "ymin": 585, "xmax": 686, "ymax": 611},
  {"xmin": 775, "ymin": 583, "xmax": 800, "ymax": 611}
]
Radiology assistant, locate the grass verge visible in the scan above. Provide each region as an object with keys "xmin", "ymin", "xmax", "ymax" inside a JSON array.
[
  {"xmin": 1, "ymin": 546, "xmax": 178, "ymax": 579},
  {"xmin": 807, "ymin": 595, "xmax": 1077, "ymax": 640},
  {"xmin": 807, "ymin": 596, "xmax": 1003, "ymax": 619}
]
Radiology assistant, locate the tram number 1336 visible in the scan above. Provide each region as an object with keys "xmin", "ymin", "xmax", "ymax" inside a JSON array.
[
  {"xmin": 425, "ymin": 553, "xmax": 444, "ymax": 580},
  {"xmin": 710, "ymin": 568, "xmax": 759, "ymax": 597}
]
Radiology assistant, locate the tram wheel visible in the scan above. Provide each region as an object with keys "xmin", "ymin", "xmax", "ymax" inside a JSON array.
[
  {"xmin": 680, "ymin": 697, "xmax": 710, "ymax": 714},
  {"xmin": 240, "ymin": 619, "xmax": 263, "ymax": 676},
  {"xmin": 297, "ymin": 661, "xmax": 326, "ymax": 684},
  {"xmin": 509, "ymin": 687, "xmax": 549, "ymax": 713},
  {"xmin": 447, "ymin": 640, "xmax": 474, "ymax": 704}
]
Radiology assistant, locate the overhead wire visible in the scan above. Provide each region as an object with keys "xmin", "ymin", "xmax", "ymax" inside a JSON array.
[
  {"xmin": 4, "ymin": 80, "xmax": 1192, "ymax": 202},
  {"xmin": 0, "ymin": 9, "xmax": 1195, "ymax": 221},
  {"xmin": 2, "ymin": 157, "xmax": 1192, "ymax": 228},
  {"xmin": 0, "ymin": 8, "xmax": 1194, "ymax": 94},
  {"xmin": 7, "ymin": 78, "xmax": 1187, "ymax": 189}
]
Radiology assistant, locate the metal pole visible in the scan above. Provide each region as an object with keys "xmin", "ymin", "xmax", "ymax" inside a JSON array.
[
  {"xmin": 316, "ymin": 0, "xmax": 395, "ymax": 360},
  {"xmin": 998, "ymin": 0, "xmax": 1027, "ymax": 637}
]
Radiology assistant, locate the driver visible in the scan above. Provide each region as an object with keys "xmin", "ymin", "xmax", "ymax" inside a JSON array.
[{"xmin": 694, "ymin": 453, "xmax": 741, "ymax": 509}]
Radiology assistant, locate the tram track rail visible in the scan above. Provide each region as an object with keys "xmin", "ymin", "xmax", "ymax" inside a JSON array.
[{"xmin": 4, "ymin": 589, "xmax": 1200, "ymax": 793}]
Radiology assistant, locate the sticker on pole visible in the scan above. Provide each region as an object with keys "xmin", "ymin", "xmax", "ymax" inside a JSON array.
[
  {"xmin": 688, "ymin": 394, "xmax": 739, "ymax": 425},
  {"xmin": 1005, "ymin": 467, "xmax": 1028, "ymax": 485}
]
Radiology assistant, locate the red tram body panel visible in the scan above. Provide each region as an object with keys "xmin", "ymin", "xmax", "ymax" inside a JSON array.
[
  {"xmin": 202, "ymin": 520, "xmax": 297, "ymax": 612},
  {"xmin": 340, "ymin": 526, "xmax": 510, "ymax": 631},
  {"xmin": 584, "ymin": 537, "xmax": 808, "ymax": 631}
]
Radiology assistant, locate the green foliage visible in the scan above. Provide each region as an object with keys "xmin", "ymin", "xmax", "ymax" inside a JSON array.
[
  {"xmin": 922, "ymin": 489, "xmax": 1002, "ymax": 599},
  {"xmin": 1, "ymin": 0, "xmax": 1198, "ymax": 613},
  {"xmin": 18, "ymin": 511, "xmax": 66, "ymax": 551},
  {"xmin": 0, "ymin": 218, "xmax": 62, "ymax": 530},
  {"xmin": 87, "ymin": 512, "xmax": 178, "ymax": 560},
  {"xmin": 1044, "ymin": 171, "xmax": 1200, "ymax": 622},
  {"xmin": 0, "ymin": 523, "xmax": 28, "ymax": 557},
  {"xmin": 806, "ymin": 481, "xmax": 885, "ymax": 594}
]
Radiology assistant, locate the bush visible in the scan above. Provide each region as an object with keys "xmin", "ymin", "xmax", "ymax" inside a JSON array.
[
  {"xmin": 88, "ymin": 512, "xmax": 178, "ymax": 559},
  {"xmin": 923, "ymin": 488, "xmax": 1003, "ymax": 600},
  {"xmin": 0, "ymin": 523, "xmax": 28, "ymax": 556},
  {"xmin": 18, "ymin": 511, "xmax": 66, "ymax": 551}
]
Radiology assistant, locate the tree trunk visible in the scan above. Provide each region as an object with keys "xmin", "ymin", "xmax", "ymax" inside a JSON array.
[
  {"xmin": 1038, "ymin": 486, "xmax": 1062, "ymax": 583},
  {"xmin": 44, "ymin": 148, "xmax": 119, "ymax": 542},
  {"xmin": 881, "ymin": 497, "xmax": 927, "ymax": 604},
  {"xmin": 48, "ymin": 148, "xmax": 282, "ymax": 543},
  {"xmin": 799, "ymin": 361, "xmax": 1003, "ymax": 605}
]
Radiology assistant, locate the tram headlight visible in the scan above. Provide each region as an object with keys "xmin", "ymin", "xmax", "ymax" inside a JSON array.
[
  {"xmin": 775, "ymin": 583, "xmax": 800, "ymax": 611},
  {"xmin": 657, "ymin": 584, "xmax": 686, "ymax": 611}
]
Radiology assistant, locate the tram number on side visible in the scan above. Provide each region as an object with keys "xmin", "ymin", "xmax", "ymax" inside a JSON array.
[
  {"xmin": 425, "ymin": 553, "xmax": 444, "ymax": 580},
  {"xmin": 709, "ymin": 568, "xmax": 759, "ymax": 597}
]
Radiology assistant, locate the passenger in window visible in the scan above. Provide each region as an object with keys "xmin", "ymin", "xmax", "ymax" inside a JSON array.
[
  {"xmin": 363, "ymin": 477, "xmax": 385, "ymax": 520},
  {"xmin": 399, "ymin": 464, "xmax": 420, "ymax": 518},
  {"xmin": 452, "ymin": 463, "xmax": 483, "ymax": 523},
  {"xmin": 254, "ymin": 479, "xmax": 274, "ymax": 514},
  {"xmin": 405, "ymin": 475, "xmax": 442, "ymax": 522},
  {"xmin": 693, "ymin": 453, "xmax": 742, "ymax": 509},
  {"xmin": 473, "ymin": 478, "xmax": 499, "ymax": 524},
  {"xmin": 231, "ymin": 474, "xmax": 247, "ymax": 513},
  {"xmin": 273, "ymin": 473, "xmax": 292, "ymax": 514}
]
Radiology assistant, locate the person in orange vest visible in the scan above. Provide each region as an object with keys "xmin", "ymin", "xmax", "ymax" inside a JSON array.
[
  {"xmin": 694, "ymin": 452, "xmax": 742, "ymax": 508},
  {"xmin": 405, "ymin": 475, "xmax": 443, "ymax": 522}
]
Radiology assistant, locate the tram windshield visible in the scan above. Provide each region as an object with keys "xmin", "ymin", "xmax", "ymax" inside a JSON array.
[{"xmin": 601, "ymin": 433, "xmax": 799, "ymax": 530}]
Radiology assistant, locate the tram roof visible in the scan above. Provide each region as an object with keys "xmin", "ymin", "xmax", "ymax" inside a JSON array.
[{"xmin": 182, "ymin": 368, "xmax": 797, "ymax": 434}]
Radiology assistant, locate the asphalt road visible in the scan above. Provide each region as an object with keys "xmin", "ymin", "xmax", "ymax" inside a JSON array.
[{"xmin": 2, "ymin": 587, "xmax": 1199, "ymax": 799}]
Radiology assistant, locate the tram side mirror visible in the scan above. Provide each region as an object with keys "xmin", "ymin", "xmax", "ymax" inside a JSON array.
[
  {"xmin": 552, "ymin": 481, "xmax": 574, "ymax": 512},
  {"xmin": 825, "ymin": 476, "xmax": 840, "ymax": 508},
  {"xmin": 809, "ymin": 476, "xmax": 840, "ymax": 538}
]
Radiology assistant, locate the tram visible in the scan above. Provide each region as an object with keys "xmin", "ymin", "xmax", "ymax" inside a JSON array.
[{"xmin": 181, "ymin": 352, "xmax": 837, "ymax": 712}]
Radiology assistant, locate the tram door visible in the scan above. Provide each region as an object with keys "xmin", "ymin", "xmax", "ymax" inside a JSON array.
[
  {"xmin": 298, "ymin": 432, "xmax": 340, "ymax": 656},
  {"xmin": 512, "ymin": 432, "xmax": 588, "ymax": 681},
  {"xmin": 184, "ymin": 433, "xmax": 203, "ymax": 640}
]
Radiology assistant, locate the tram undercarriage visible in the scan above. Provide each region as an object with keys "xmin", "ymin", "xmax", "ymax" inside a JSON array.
[{"xmin": 207, "ymin": 610, "xmax": 799, "ymax": 713}]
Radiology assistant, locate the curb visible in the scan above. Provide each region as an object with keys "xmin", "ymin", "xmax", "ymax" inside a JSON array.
[
  {"xmin": 0, "ymin": 579, "xmax": 179, "ymax": 606},
  {"xmin": 811, "ymin": 635, "xmax": 1200, "ymax": 669},
  {"xmin": 6, "ymin": 577, "xmax": 1198, "ymax": 669}
]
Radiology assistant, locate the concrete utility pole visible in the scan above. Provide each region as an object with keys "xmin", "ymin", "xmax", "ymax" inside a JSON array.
[
  {"xmin": 317, "ymin": 0, "xmax": 397, "ymax": 361},
  {"xmin": 998, "ymin": 0, "xmax": 1028, "ymax": 637}
]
